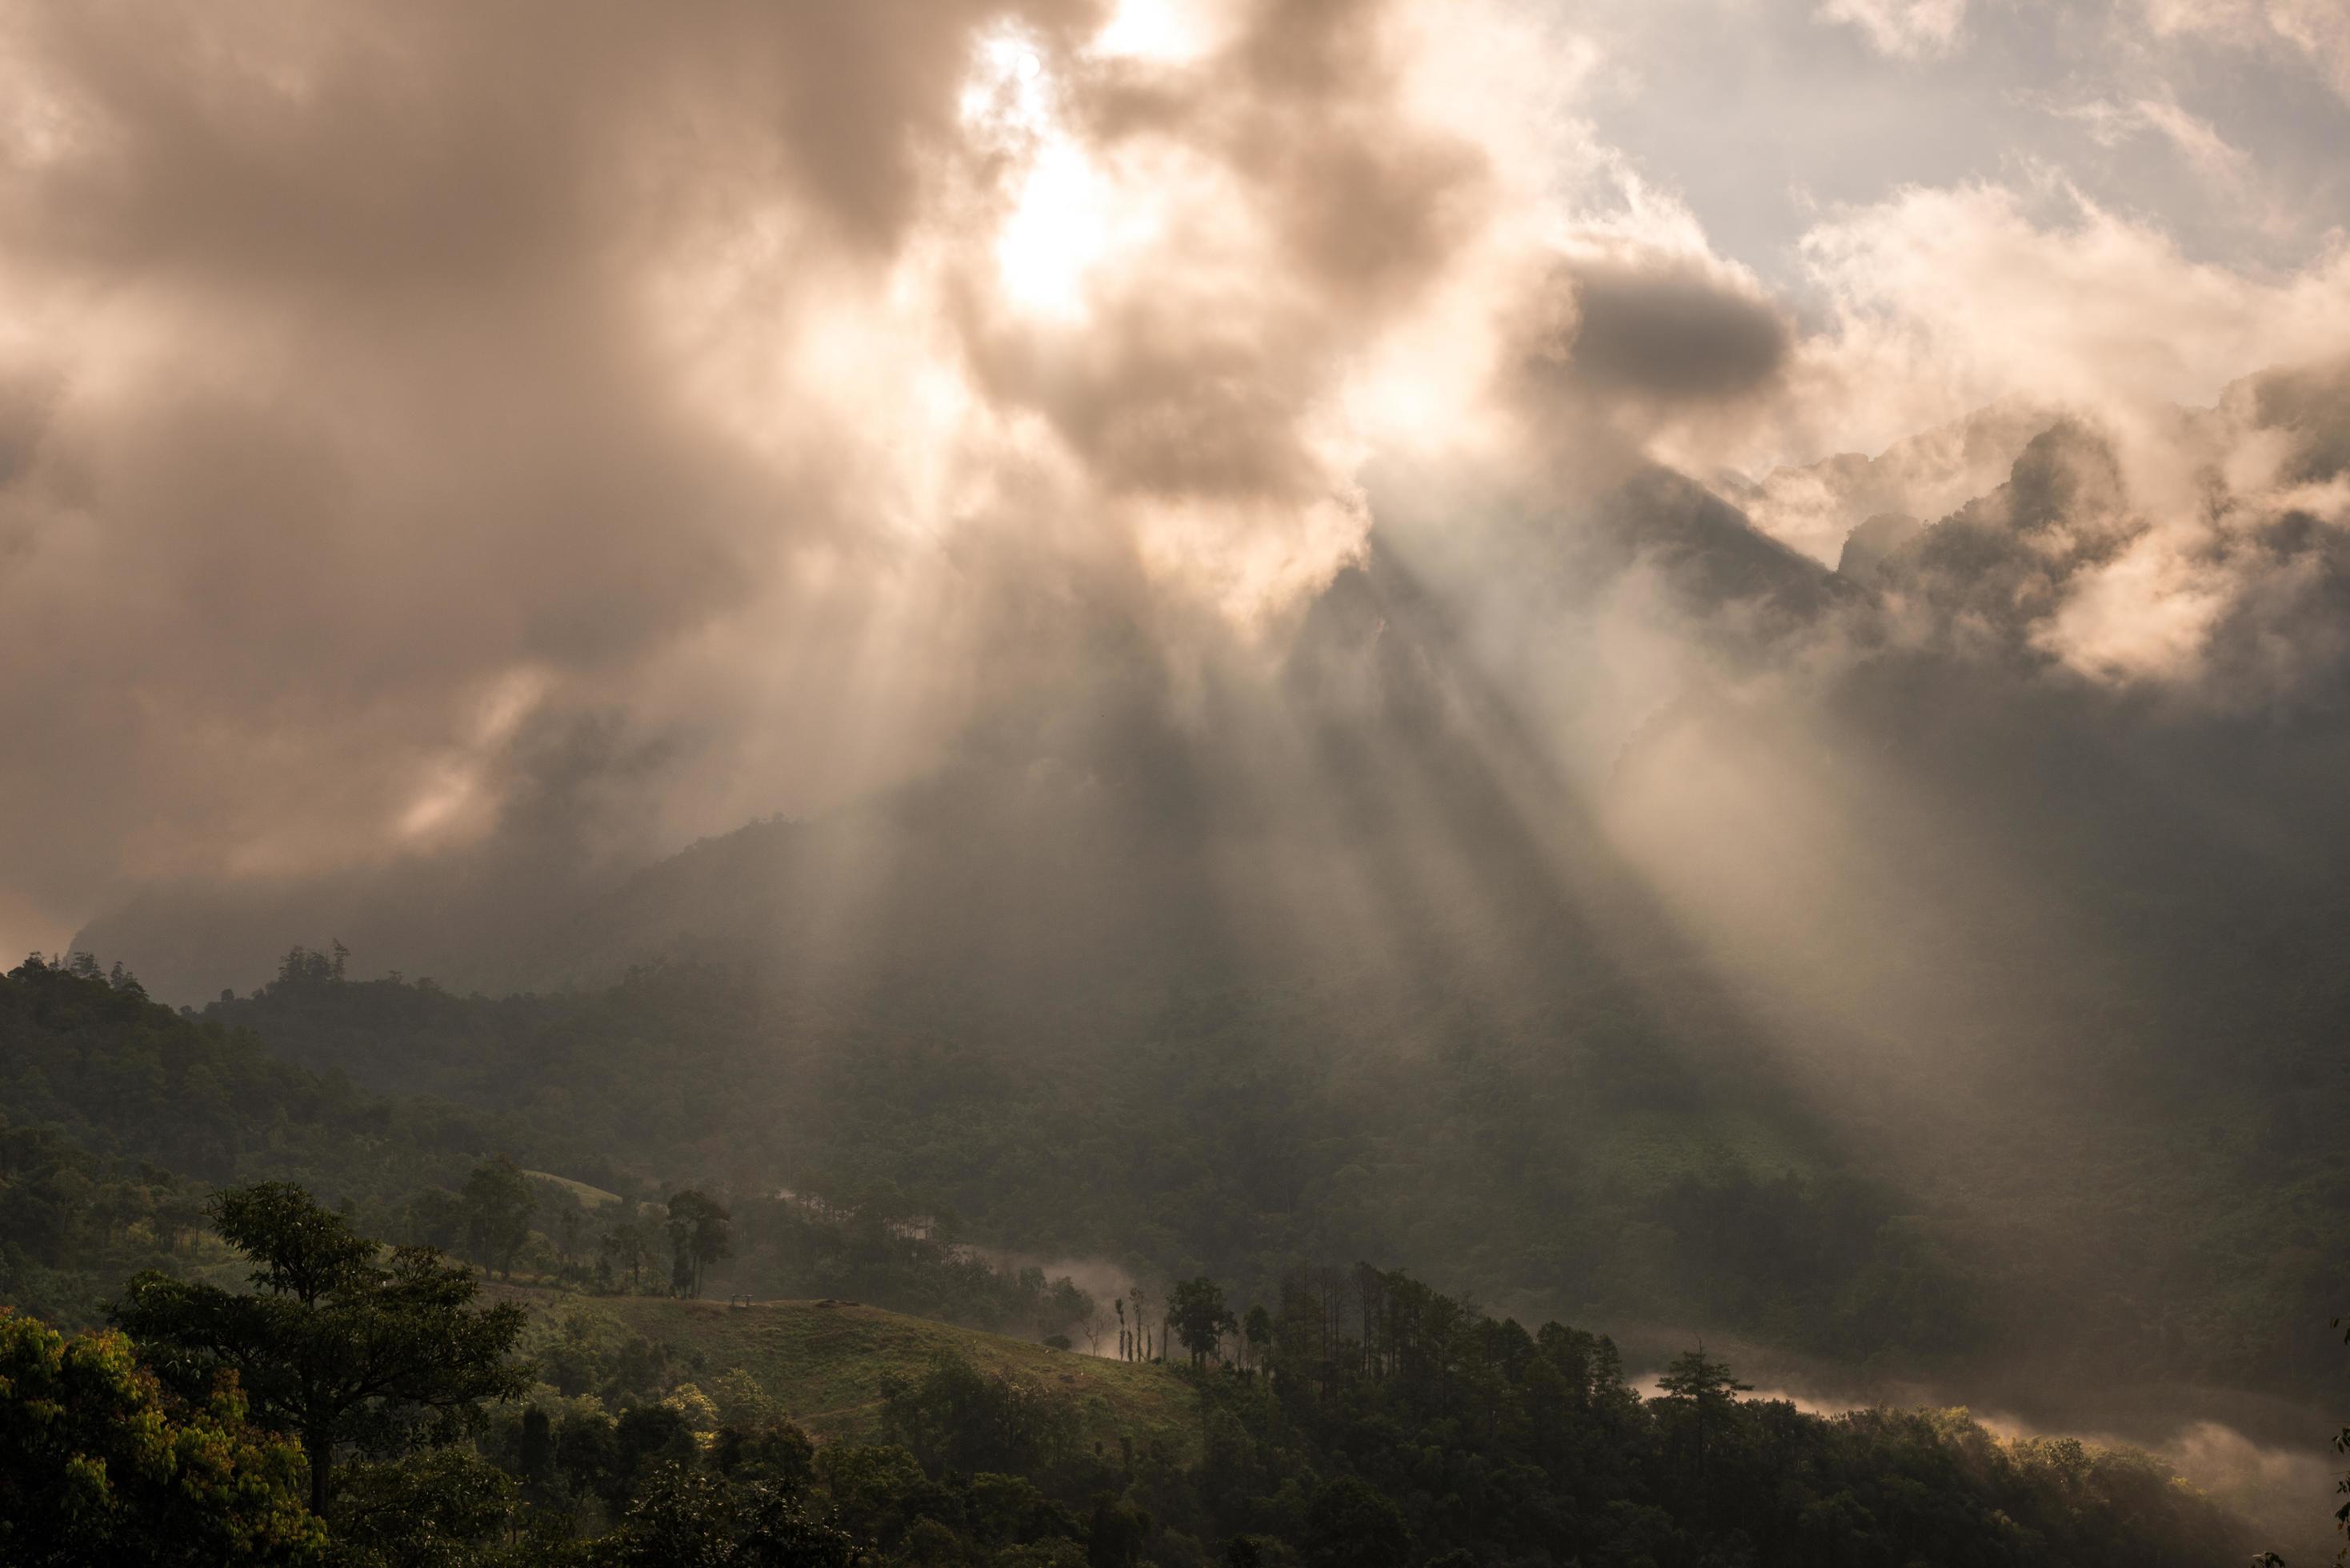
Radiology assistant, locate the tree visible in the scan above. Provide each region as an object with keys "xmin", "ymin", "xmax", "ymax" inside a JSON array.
[
  {"xmin": 326, "ymin": 1447, "xmax": 515, "ymax": 1568},
  {"xmin": 880, "ymin": 1354, "xmax": 1077, "ymax": 1478},
  {"xmin": 603, "ymin": 1465, "xmax": 859, "ymax": 1567},
  {"xmin": 0, "ymin": 1308, "xmax": 323, "ymax": 1565},
  {"xmin": 1242, "ymin": 1305, "xmax": 1272, "ymax": 1373},
  {"xmin": 603, "ymin": 1213, "xmax": 656, "ymax": 1293},
  {"xmin": 1170, "ymin": 1277, "xmax": 1236, "ymax": 1368},
  {"xmin": 2334, "ymin": 1310, "xmax": 2350, "ymax": 1555},
  {"xmin": 667, "ymin": 1189, "xmax": 732, "ymax": 1298},
  {"xmin": 1087, "ymin": 1493, "xmax": 1151, "ymax": 1567},
  {"xmin": 1128, "ymin": 1287, "xmax": 1152, "ymax": 1363},
  {"xmin": 554, "ymin": 1202, "xmax": 587, "ymax": 1270},
  {"xmin": 111, "ymin": 1181, "xmax": 530, "ymax": 1515},
  {"xmin": 274, "ymin": 946, "xmax": 336, "ymax": 987},
  {"xmin": 1654, "ymin": 1344, "xmax": 1751, "ymax": 1482},
  {"xmin": 1303, "ymin": 1476, "xmax": 1408, "ymax": 1568},
  {"xmin": 407, "ymin": 1188, "xmax": 468, "ymax": 1254},
  {"xmin": 1047, "ymin": 1274, "xmax": 1091, "ymax": 1339},
  {"xmin": 461, "ymin": 1156, "xmax": 535, "ymax": 1277}
]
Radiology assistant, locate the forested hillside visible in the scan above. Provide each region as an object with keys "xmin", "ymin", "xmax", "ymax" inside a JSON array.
[
  {"xmin": 207, "ymin": 940, "xmax": 1976, "ymax": 1375},
  {"xmin": 0, "ymin": 1179, "xmax": 2266, "ymax": 1566},
  {"xmin": 0, "ymin": 955, "xmax": 498, "ymax": 1326},
  {"xmin": 0, "ymin": 961, "xmax": 1094, "ymax": 1343},
  {"xmin": 6, "ymin": 964, "xmax": 2285, "ymax": 1560}
]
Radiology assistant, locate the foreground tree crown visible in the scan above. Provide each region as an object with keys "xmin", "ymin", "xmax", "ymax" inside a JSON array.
[
  {"xmin": 0, "ymin": 1307, "xmax": 322, "ymax": 1566},
  {"xmin": 110, "ymin": 1180, "xmax": 529, "ymax": 1514}
]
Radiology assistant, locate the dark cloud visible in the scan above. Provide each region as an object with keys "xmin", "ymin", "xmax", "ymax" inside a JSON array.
[{"xmin": 1551, "ymin": 252, "xmax": 1794, "ymax": 403}]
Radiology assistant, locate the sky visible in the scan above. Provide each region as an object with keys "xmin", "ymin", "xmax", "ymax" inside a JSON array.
[{"xmin": 4, "ymin": 0, "xmax": 2350, "ymax": 963}]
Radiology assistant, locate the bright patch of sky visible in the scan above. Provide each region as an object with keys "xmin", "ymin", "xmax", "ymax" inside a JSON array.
[{"xmin": 1546, "ymin": 0, "xmax": 2350, "ymax": 314}]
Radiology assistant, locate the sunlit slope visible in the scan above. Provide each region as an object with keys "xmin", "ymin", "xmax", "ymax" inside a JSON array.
[{"xmin": 492, "ymin": 1286, "xmax": 1198, "ymax": 1456}]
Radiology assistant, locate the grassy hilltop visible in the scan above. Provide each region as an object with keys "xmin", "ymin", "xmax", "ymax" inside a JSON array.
[{"xmin": 488, "ymin": 1285, "xmax": 1201, "ymax": 1460}]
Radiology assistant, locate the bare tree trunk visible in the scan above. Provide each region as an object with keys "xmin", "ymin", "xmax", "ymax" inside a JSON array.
[{"xmin": 307, "ymin": 1430, "xmax": 333, "ymax": 1518}]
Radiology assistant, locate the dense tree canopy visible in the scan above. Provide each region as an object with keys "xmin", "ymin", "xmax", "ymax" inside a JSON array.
[
  {"xmin": 0, "ymin": 1170, "xmax": 2280, "ymax": 1565},
  {"xmin": 0, "ymin": 1308, "xmax": 321, "ymax": 1566},
  {"xmin": 111, "ymin": 1182, "xmax": 530, "ymax": 1513}
]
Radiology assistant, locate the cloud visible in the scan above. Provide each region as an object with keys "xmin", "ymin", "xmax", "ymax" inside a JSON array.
[
  {"xmin": 1766, "ymin": 179, "xmax": 2350, "ymax": 465},
  {"xmin": 2035, "ymin": 86, "xmax": 2307, "ymax": 242},
  {"xmin": 2141, "ymin": 0, "xmax": 2350, "ymax": 101},
  {"xmin": 1814, "ymin": 0, "xmax": 1967, "ymax": 58},
  {"xmin": 1489, "ymin": 235, "xmax": 1806, "ymax": 490},
  {"xmin": 2050, "ymin": 93, "xmax": 2252, "ymax": 190},
  {"xmin": 1543, "ymin": 250, "xmax": 1792, "ymax": 404},
  {"xmin": 1729, "ymin": 399, "xmax": 2054, "ymax": 566},
  {"xmin": 1792, "ymin": 363, "xmax": 2350, "ymax": 703},
  {"xmin": 1733, "ymin": 176, "xmax": 2350, "ymax": 702}
]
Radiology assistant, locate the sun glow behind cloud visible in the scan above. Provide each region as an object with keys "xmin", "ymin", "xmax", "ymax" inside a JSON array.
[
  {"xmin": 995, "ymin": 141, "xmax": 1107, "ymax": 318},
  {"xmin": 963, "ymin": 27, "xmax": 1185, "ymax": 324},
  {"xmin": 1090, "ymin": 0, "xmax": 1227, "ymax": 63}
]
